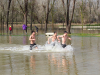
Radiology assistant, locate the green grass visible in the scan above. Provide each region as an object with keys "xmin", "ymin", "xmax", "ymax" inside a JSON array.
[
  {"xmin": 0, "ymin": 32, "xmax": 100, "ymax": 37},
  {"xmin": 86, "ymin": 23, "xmax": 100, "ymax": 26},
  {"xmin": 58, "ymin": 23, "xmax": 100, "ymax": 27},
  {"xmin": 0, "ymin": 33, "xmax": 31, "ymax": 36},
  {"xmin": 58, "ymin": 33, "xmax": 100, "ymax": 37},
  {"xmin": 68, "ymin": 33, "xmax": 100, "ymax": 37}
]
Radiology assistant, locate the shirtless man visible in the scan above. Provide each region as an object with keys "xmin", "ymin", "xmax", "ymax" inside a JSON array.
[
  {"xmin": 57, "ymin": 31, "xmax": 71, "ymax": 48},
  {"xmin": 48, "ymin": 32, "xmax": 57, "ymax": 46},
  {"xmin": 29, "ymin": 31, "xmax": 38, "ymax": 50}
]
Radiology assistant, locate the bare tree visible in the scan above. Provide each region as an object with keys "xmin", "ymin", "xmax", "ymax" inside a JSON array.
[
  {"xmin": 17, "ymin": 0, "xmax": 28, "ymax": 33},
  {"xmin": 68, "ymin": 0, "xmax": 76, "ymax": 33},
  {"xmin": 43, "ymin": 0, "xmax": 55, "ymax": 33},
  {"xmin": 61, "ymin": 0, "xmax": 76, "ymax": 33},
  {"xmin": 0, "ymin": 13, "xmax": 2, "ymax": 34},
  {"xmin": 88, "ymin": 0, "xmax": 93, "ymax": 24},
  {"xmin": 92, "ymin": 0, "xmax": 100, "ymax": 23},
  {"xmin": 0, "ymin": 1, "xmax": 4, "ymax": 34},
  {"xmin": 11, "ymin": 0, "xmax": 14, "ymax": 33},
  {"xmin": 45, "ymin": 0, "xmax": 50, "ymax": 33},
  {"xmin": 29, "ymin": 0, "xmax": 36, "ymax": 31},
  {"xmin": 6, "ymin": 0, "xmax": 12, "ymax": 34}
]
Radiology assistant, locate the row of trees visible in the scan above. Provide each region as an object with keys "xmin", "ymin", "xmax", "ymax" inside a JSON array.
[{"xmin": 0, "ymin": 0, "xmax": 100, "ymax": 33}]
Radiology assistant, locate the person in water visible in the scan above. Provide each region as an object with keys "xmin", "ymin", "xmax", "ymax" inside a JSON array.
[
  {"xmin": 9, "ymin": 26, "xmax": 12, "ymax": 35},
  {"xmin": 22, "ymin": 24, "xmax": 27, "ymax": 34},
  {"xmin": 29, "ymin": 31, "xmax": 38, "ymax": 50},
  {"xmin": 48, "ymin": 32, "xmax": 57, "ymax": 46},
  {"xmin": 57, "ymin": 31, "xmax": 72, "ymax": 48}
]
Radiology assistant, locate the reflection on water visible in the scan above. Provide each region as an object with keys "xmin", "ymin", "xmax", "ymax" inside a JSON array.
[
  {"xmin": 9, "ymin": 35, "xmax": 12, "ymax": 44},
  {"xmin": 0, "ymin": 53, "xmax": 76, "ymax": 75},
  {"xmin": 30, "ymin": 55, "xmax": 36, "ymax": 74},
  {"xmin": 23, "ymin": 36, "xmax": 27, "ymax": 45}
]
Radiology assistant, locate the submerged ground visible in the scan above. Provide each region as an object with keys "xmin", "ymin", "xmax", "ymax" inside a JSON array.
[
  {"xmin": 0, "ymin": 29, "xmax": 100, "ymax": 75},
  {"xmin": 0, "ymin": 28, "xmax": 100, "ymax": 75}
]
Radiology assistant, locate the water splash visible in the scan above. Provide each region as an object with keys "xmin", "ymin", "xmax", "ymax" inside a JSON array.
[{"xmin": 0, "ymin": 41, "xmax": 73, "ymax": 54}]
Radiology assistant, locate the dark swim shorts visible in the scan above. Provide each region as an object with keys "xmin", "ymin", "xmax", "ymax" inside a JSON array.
[
  {"xmin": 61, "ymin": 44, "xmax": 66, "ymax": 48},
  {"xmin": 30, "ymin": 43, "xmax": 37, "ymax": 50}
]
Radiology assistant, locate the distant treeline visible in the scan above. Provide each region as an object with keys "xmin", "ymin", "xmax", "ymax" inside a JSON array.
[{"xmin": 0, "ymin": 0, "xmax": 100, "ymax": 33}]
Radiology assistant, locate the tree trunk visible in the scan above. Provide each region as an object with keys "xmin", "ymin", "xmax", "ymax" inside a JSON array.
[
  {"xmin": 62, "ymin": 0, "xmax": 76, "ymax": 34},
  {"xmin": 45, "ymin": 0, "xmax": 55, "ymax": 33},
  {"xmin": 61, "ymin": 0, "xmax": 67, "ymax": 30},
  {"xmin": 6, "ymin": 0, "xmax": 12, "ymax": 34},
  {"xmin": 30, "ymin": 0, "xmax": 34, "ymax": 31},
  {"xmin": 63, "ymin": 22, "xmax": 64, "ymax": 29},
  {"xmin": 68, "ymin": 0, "xmax": 76, "ymax": 34},
  {"xmin": 41, "ymin": 22, "xmax": 43, "ymax": 30},
  {"xmin": 66, "ymin": 0, "xmax": 70, "ymax": 32},
  {"xmin": 80, "ymin": 0, "xmax": 84, "ymax": 30},
  {"xmin": 11, "ymin": 6, "xmax": 14, "ymax": 33},
  {"xmin": 16, "ymin": 12, "xmax": 18, "ymax": 35},
  {"xmin": 1, "ymin": 14, "xmax": 2, "ymax": 35},
  {"xmin": 51, "ymin": 4, "xmax": 54, "ymax": 30},
  {"xmin": 45, "ymin": 0, "xmax": 50, "ymax": 33},
  {"xmin": 24, "ymin": 0, "xmax": 28, "ymax": 33},
  {"xmin": 2, "ymin": 14, "xmax": 4, "ymax": 34},
  {"xmin": 30, "ymin": 12, "xmax": 32, "ymax": 31},
  {"xmin": 45, "ymin": 15, "xmax": 48, "ymax": 33}
]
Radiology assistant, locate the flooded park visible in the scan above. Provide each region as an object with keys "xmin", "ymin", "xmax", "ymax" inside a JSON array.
[
  {"xmin": 0, "ymin": 28, "xmax": 100, "ymax": 75},
  {"xmin": 0, "ymin": 0, "xmax": 100, "ymax": 75}
]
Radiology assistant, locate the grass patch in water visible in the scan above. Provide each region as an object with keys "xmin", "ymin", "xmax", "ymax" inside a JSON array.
[
  {"xmin": 69, "ymin": 33, "xmax": 100, "ymax": 37},
  {"xmin": 0, "ymin": 33, "xmax": 100, "ymax": 37},
  {"xmin": 58, "ymin": 23, "xmax": 100, "ymax": 28}
]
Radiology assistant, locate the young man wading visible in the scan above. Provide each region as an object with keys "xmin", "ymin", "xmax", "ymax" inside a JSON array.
[
  {"xmin": 57, "ymin": 31, "xmax": 72, "ymax": 48},
  {"xmin": 48, "ymin": 32, "xmax": 57, "ymax": 46},
  {"xmin": 29, "ymin": 31, "xmax": 38, "ymax": 50}
]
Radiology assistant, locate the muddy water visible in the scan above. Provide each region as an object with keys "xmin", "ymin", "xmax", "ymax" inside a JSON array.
[{"xmin": 0, "ymin": 30, "xmax": 100, "ymax": 75}]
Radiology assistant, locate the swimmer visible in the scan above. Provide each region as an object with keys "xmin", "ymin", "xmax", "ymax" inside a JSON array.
[
  {"xmin": 48, "ymin": 32, "xmax": 57, "ymax": 46},
  {"xmin": 57, "ymin": 31, "xmax": 71, "ymax": 48},
  {"xmin": 29, "ymin": 31, "xmax": 38, "ymax": 50}
]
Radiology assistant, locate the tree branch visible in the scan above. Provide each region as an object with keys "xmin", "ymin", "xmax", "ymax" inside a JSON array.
[
  {"xmin": 17, "ymin": 0, "xmax": 25, "ymax": 14},
  {"xmin": 70, "ymin": 0, "xmax": 76, "ymax": 24}
]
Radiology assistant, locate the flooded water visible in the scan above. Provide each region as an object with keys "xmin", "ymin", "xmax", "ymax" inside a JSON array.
[{"xmin": 0, "ymin": 30, "xmax": 100, "ymax": 75}]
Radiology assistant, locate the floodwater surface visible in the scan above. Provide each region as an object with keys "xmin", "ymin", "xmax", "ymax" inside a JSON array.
[{"xmin": 0, "ymin": 33, "xmax": 100, "ymax": 75}]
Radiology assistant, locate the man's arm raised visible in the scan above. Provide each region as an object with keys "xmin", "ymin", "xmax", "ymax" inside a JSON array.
[{"xmin": 57, "ymin": 35, "xmax": 63, "ymax": 42}]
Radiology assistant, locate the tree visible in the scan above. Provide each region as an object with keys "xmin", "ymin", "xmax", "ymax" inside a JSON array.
[
  {"xmin": 6, "ymin": 0, "xmax": 12, "ymax": 33},
  {"xmin": 11, "ymin": 0, "xmax": 14, "ymax": 33},
  {"xmin": 93, "ymin": 0, "xmax": 100, "ymax": 23},
  {"xmin": 61, "ymin": 0, "xmax": 76, "ymax": 33},
  {"xmin": 17, "ymin": 0, "xmax": 28, "ymax": 33},
  {"xmin": 43, "ymin": 0, "xmax": 55, "ymax": 33},
  {"xmin": 88, "ymin": 0, "xmax": 93, "ymax": 24},
  {"xmin": 0, "ymin": 1, "xmax": 5, "ymax": 34},
  {"xmin": 30, "ymin": 0, "xmax": 34, "ymax": 31}
]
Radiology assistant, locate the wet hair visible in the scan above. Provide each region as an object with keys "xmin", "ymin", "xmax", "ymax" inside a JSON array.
[
  {"xmin": 64, "ymin": 31, "xmax": 67, "ymax": 33},
  {"xmin": 54, "ymin": 32, "xmax": 56, "ymax": 34},
  {"xmin": 31, "ymin": 30, "xmax": 35, "ymax": 34}
]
